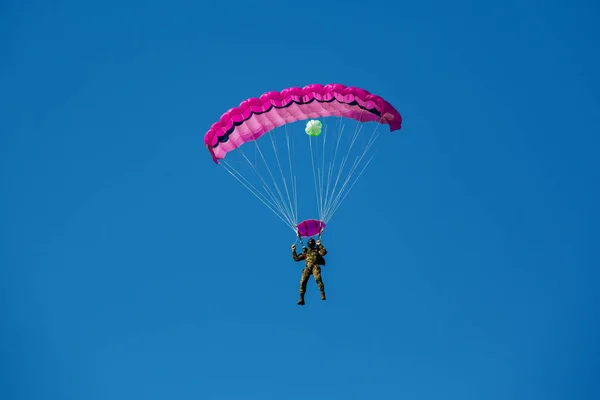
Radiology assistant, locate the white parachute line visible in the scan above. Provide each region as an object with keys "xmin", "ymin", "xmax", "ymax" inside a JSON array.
[
  {"xmin": 284, "ymin": 127, "xmax": 298, "ymax": 224},
  {"xmin": 246, "ymin": 133, "xmax": 293, "ymax": 224},
  {"xmin": 318, "ymin": 121, "xmax": 328, "ymax": 221},
  {"xmin": 323, "ymin": 116, "xmax": 386, "ymax": 222},
  {"xmin": 257, "ymin": 135, "xmax": 297, "ymax": 226},
  {"xmin": 323, "ymin": 122, "xmax": 346, "ymax": 216},
  {"xmin": 290, "ymin": 126, "xmax": 299, "ymax": 225},
  {"xmin": 322, "ymin": 111, "xmax": 374, "ymax": 220},
  {"xmin": 249, "ymin": 133, "xmax": 296, "ymax": 226},
  {"xmin": 328, "ymin": 119, "xmax": 365, "ymax": 199},
  {"xmin": 317, "ymin": 130, "xmax": 326, "ymax": 222},
  {"xmin": 222, "ymin": 161, "xmax": 296, "ymax": 231},
  {"xmin": 323, "ymin": 109, "xmax": 367, "ymax": 218},
  {"xmin": 238, "ymin": 149, "xmax": 289, "ymax": 221},
  {"xmin": 308, "ymin": 134, "xmax": 323, "ymax": 221},
  {"xmin": 342, "ymin": 124, "xmax": 380, "ymax": 187},
  {"xmin": 324, "ymin": 153, "xmax": 376, "ymax": 223},
  {"xmin": 312, "ymin": 125, "xmax": 325, "ymax": 222},
  {"xmin": 268, "ymin": 129, "xmax": 297, "ymax": 225},
  {"xmin": 325, "ymin": 119, "xmax": 382, "ymax": 217},
  {"xmin": 222, "ymin": 160, "xmax": 287, "ymax": 223},
  {"xmin": 237, "ymin": 148, "xmax": 296, "ymax": 228},
  {"xmin": 323, "ymin": 129, "xmax": 381, "ymax": 222},
  {"xmin": 283, "ymin": 111, "xmax": 299, "ymax": 225}
]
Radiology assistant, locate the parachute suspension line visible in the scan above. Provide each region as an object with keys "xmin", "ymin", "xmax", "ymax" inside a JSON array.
[
  {"xmin": 325, "ymin": 126, "xmax": 373, "ymax": 218},
  {"xmin": 319, "ymin": 122, "xmax": 328, "ymax": 223},
  {"xmin": 288, "ymin": 124, "xmax": 299, "ymax": 228},
  {"xmin": 248, "ymin": 132, "xmax": 297, "ymax": 227},
  {"xmin": 322, "ymin": 118, "xmax": 346, "ymax": 220},
  {"xmin": 238, "ymin": 149, "xmax": 293, "ymax": 227},
  {"xmin": 219, "ymin": 110, "xmax": 385, "ymax": 233},
  {"xmin": 320, "ymin": 125, "xmax": 328, "ymax": 221},
  {"xmin": 308, "ymin": 133, "xmax": 324, "ymax": 221},
  {"xmin": 268, "ymin": 129, "xmax": 297, "ymax": 225},
  {"xmin": 296, "ymin": 230, "xmax": 306, "ymax": 250},
  {"xmin": 283, "ymin": 109, "xmax": 300, "ymax": 225},
  {"xmin": 323, "ymin": 116, "xmax": 386, "ymax": 223},
  {"xmin": 321, "ymin": 108, "xmax": 367, "ymax": 221},
  {"xmin": 325, "ymin": 126, "xmax": 381, "ymax": 221},
  {"xmin": 323, "ymin": 145, "xmax": 377, "ymax": 224},
  {"xmin": 284, "ymin": 127, "xmax": 297, "ymax": 225},
  {"xmin": 222, "ymin": 160, "xmax": 297, "ymax": 232},
  {"xmin": 236, "ymin": 147, "xmax": 296, "ymax": 230},
  {"xmin": 324, "ymin": 154, "xmax": 376, "ymax": 224}
]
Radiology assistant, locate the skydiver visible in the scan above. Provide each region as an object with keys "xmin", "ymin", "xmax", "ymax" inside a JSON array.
[{"xmin": 291, "ymin": 237, "xmax": 327, "ymax": 306}]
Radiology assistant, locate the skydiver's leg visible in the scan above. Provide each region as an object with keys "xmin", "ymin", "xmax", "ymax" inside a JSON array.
[
  {"xmin": 298, "ymin": 268, "xmax": 310, "ymax": 305},
  {"xmin": 313, "ymin": 266, "xmax": 326, "ymax": 300}
]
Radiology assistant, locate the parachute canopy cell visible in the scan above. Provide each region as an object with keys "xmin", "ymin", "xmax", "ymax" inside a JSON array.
[{"xmin": 204, "ymin": 83, "xmax": 403, "ymax": 163}]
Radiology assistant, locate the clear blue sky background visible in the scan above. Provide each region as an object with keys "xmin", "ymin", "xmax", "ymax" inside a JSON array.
[{"xmin": 2, "ymin": 1, "xmax": 599, "ymax": 399}]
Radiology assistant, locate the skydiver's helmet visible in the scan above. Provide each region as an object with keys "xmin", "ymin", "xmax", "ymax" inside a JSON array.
[{"xmin": 307, "ymin": 238, "xmax": 316, "ymax": 249}]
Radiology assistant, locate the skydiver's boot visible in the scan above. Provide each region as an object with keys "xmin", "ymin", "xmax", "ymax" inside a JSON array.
[
  {"xmin": 320, "ymin": 291, "xmax": 326, "ymax": 300},
  {"xmin": 297, "ymin": 294, "xmax": 305, "ymax": 306}
]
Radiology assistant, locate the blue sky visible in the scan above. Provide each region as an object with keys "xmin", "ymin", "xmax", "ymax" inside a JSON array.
[{"xmin": 1, "ymin": 0, "xmax": 599, "ymax": 399}]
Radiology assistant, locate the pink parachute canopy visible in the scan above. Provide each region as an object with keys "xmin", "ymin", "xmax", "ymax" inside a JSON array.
[
  {"xmin": 297, "ymin": 219, "xmax": 326, "ymax": 238},
  {"xmin": 204, "ymin": 83, "xmax": 402, "ymax": 163}
]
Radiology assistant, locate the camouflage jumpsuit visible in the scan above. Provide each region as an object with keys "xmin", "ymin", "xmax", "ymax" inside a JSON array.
[{"xmin": 292, "ymin": 243, "xmax": 327, "ymax": 303}]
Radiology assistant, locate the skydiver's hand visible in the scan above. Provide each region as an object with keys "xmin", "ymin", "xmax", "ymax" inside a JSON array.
[
  {"xmin": 316, "ymin": 240, "xmax": 321, "ymax": 246},
  {"xmin": 291, "ymin": 244, "xmax": 296, "ymax": 250}
]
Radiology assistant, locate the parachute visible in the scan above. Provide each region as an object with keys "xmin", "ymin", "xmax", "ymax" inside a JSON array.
[
  {"xmin": 305, "ymin": 120, "xmax": 323, "ymax": 137},
  {"xmin": 204, "ymin": 83, "xmax": 402, "ymax": 239}
]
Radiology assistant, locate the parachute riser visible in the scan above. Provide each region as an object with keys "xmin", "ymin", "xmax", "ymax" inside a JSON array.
[
  {"xmin": 296, "ymin": 227, "xmax": 324, "ymax": 250},
  {"xmin": 296, "ymin": 231, "xmax": 306, "ymax": 250}
]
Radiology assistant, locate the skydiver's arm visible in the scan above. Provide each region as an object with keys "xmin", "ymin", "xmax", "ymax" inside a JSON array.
[
  {"xmin": 317, "ymin": 244, "xmax": 327, "ymax": 256},
  {"xmin": 292, "ymin": 249, "xmax": 306, "ymax": 261}
]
